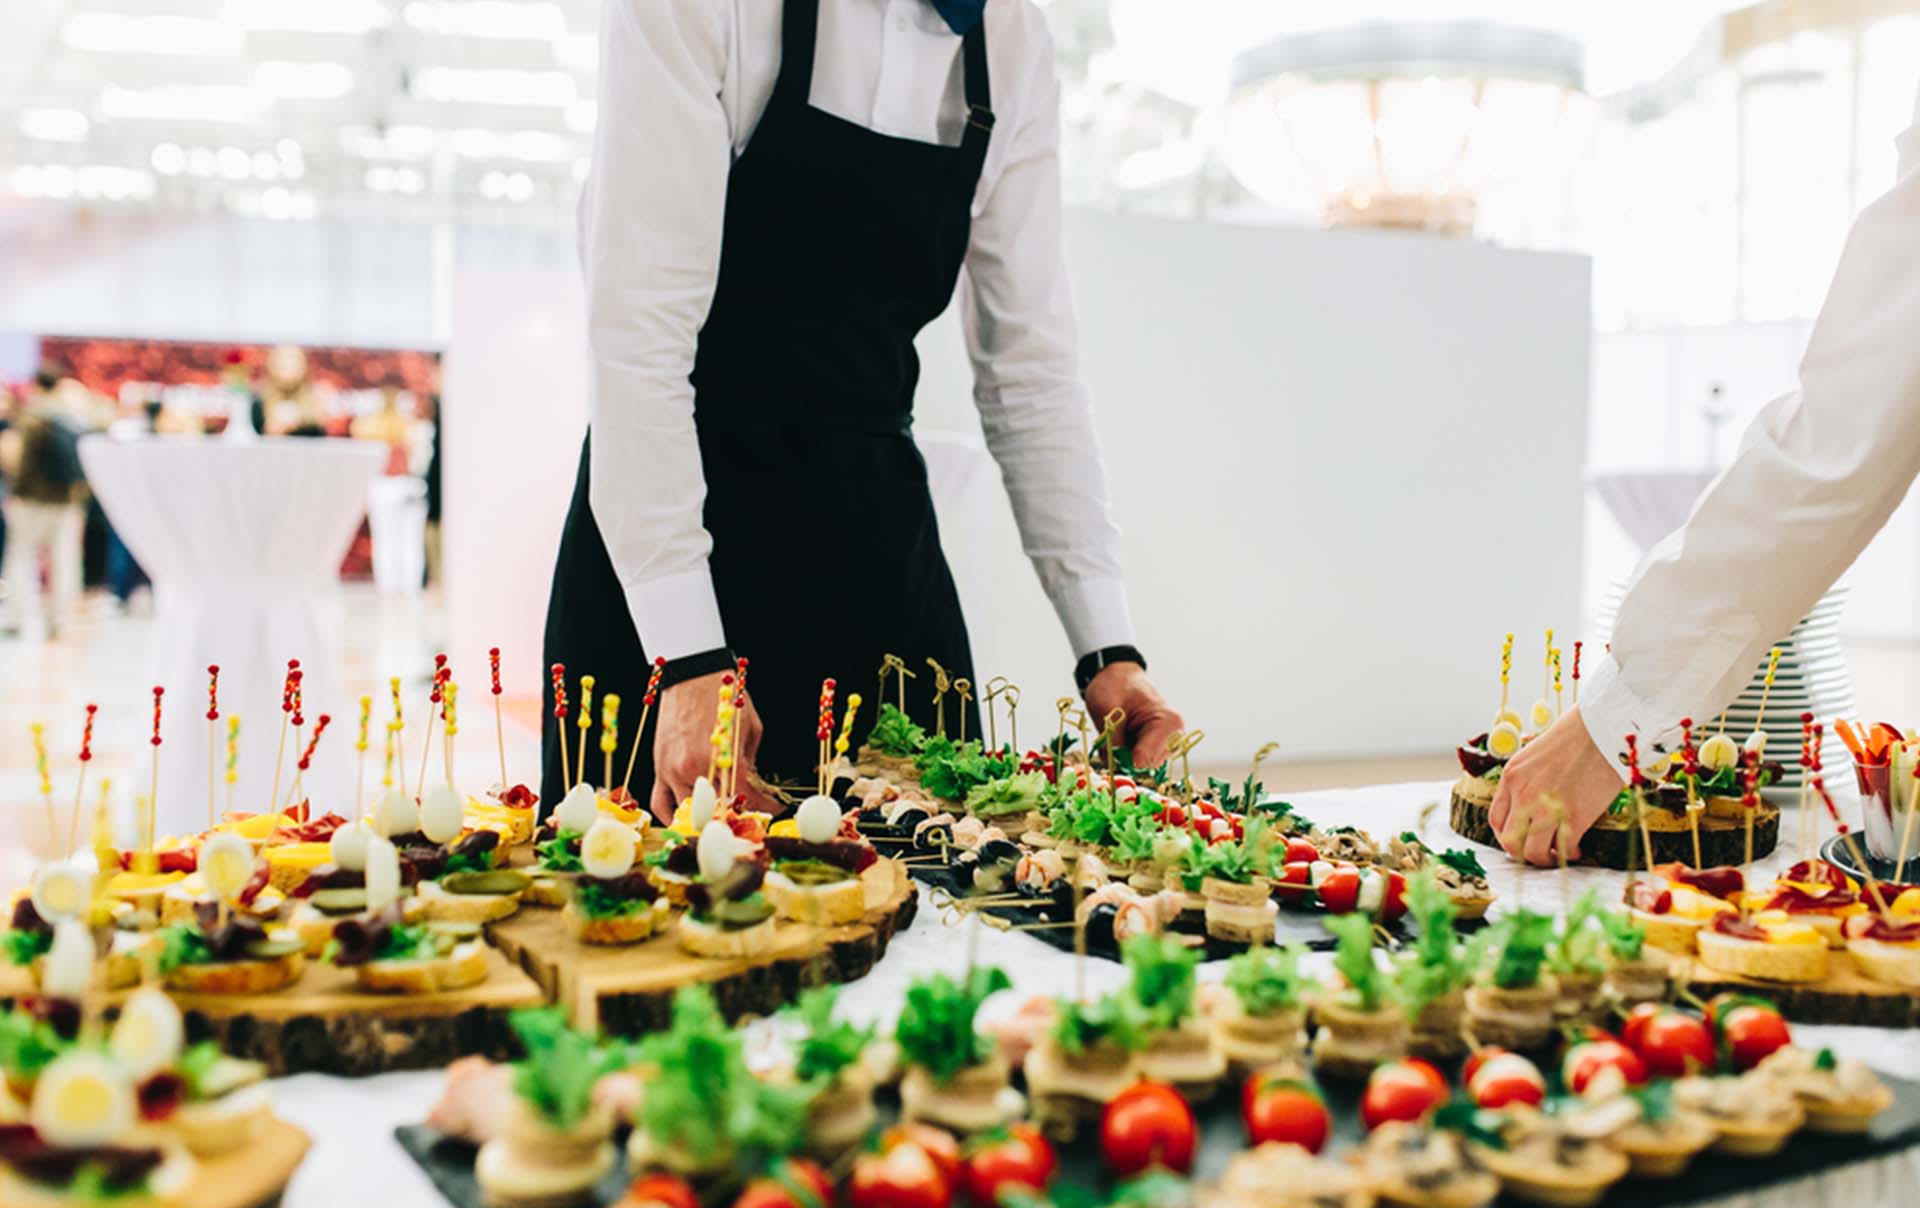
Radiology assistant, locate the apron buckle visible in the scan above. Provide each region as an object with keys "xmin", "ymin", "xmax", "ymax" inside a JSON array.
[{"xmin": 967, "ymin": 104, "xmax": 996, "ymax": 134}]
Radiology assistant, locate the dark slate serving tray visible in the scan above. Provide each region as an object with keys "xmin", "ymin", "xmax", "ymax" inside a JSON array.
[{"xmin": 396, "ymin": 1070, "xmax": 1920, "ymax": 1207}]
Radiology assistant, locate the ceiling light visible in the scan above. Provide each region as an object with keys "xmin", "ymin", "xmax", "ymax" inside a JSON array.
[
  {"xmin": 366, "ymin": 165, "xmax": 397, "ymax": 192},
  {"xmin": 217, "ymin": 147, "xmax": 253, "ymax": 180},
  {"xmin": 478, "ymin": 170, "xmax": 507, "ymax": 200},
  {"xmin": 392, "ymin": 167, "xmax": 426, "ymax": 194},
  {"xmin": 187, "ymin": 147, "xmax": 218, "ymax": 176},
  {"xmin": 404, "ymin": 1, "xmax": 566, "ymax": 40},
  {"xmin": 414, "ymin": 67, "xmax": 576, "ymax": 107},
  {"xmin": 504, "ymin": 172, "xmax": 534, "ymax": 202},
  {"xmin": 253, "ymin": 151, "xmax": 280, "ymax": 180},
  {"xmin": 63, "ymin": 13, "xmax": 244, "ymax": 56},
  {"xmin": 20, "ymin": 109, "xmax": 90, "ymax": 143},
  {"xmin": 252, "ymin": 61, "xmax": 356, "ymax": 101},
  {"xmin": 101, "ymin": 86, "xmax": 268, "ymax": 123},
  {"xmin": 79, "ymin": 166, "xmax": 154, "ymax": 202},
  {"xmin": 223, "ymin": 0, "xmax": 393, "ymax": 35},
  {"xmin": 151, "ymin": 144, "xmax": 186, "ymax": 175}
]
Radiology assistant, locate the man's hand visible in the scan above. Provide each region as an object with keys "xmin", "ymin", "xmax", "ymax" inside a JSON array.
[
  {"xmin": 648, "ymin": 671, "xmax": 777, "ymax": 822},
  {"xmin": 1082, "ymin": 662, "xmax": 1184, "ymax": 770},
  {"xmin": 1487, "ymin": 705, "xmax": 1625, "ymax": 866}
]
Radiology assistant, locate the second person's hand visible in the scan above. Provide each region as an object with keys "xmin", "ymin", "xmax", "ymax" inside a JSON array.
[
  {"xmin": 648, "ymin": 671, "xmax": 775, "ymax": 822},
  {"xmin": 1487, "ymin": 705, "xmax": 1625, "ymax": 865}
]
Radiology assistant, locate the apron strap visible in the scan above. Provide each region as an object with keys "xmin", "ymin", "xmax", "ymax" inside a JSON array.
[
  {"xmin": 958, "ymin": 19, "xmax": 995, "ymax": 169},
  {"xmin": 774, "ymin": 0, "xmax": 820, "ymax": 111}
]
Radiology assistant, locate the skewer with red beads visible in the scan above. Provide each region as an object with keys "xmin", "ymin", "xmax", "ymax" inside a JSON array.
[
  {"xmin": 816, "ymin": 678, "xmax": 837, "ymax": 796},
  {"xmin": 65, "ymin": 703, "xmax": 98, "ymax": 858},
  {"xmin": 489, "ymin": 647, "xmax": 508, "ymax": 792},
  {"xmin": 728, "ymin": 657, "xmax": 749, "ymax": 802},
  {"xmin": 619, "ymin": 656, "xmax": 667, "ymax": 803},
  {"xmin": 1797, "ymin": 712, "xmax": 1816, "ymax": 861},
  {"xmin": 1624, "ymin": 732, "xmax": 1657, "ymax": 880},
  {"xmin": 269, "ymin": 659, "xmax": 299, "ymax": 828},
  {"xmin": 551, "ymin": 662, "xmax": 571, "ymax": 790},
  {"xmin": 1740, "ymin": 748, "xmax": 1762, "ymax": 871},
  {"xmin": 1811, "ymin": 756, "xmax": 1892, "ymax": 918},
  {"xmin": 417, "ymin": 653, "xmax": 448, "ymax": 799},
  {"xmin": 1679, "ymin": 717, "xmax": 1704, "ymax": 867},
  {"xmin": 147, "ymin": 687, "xmax": 164, "ymax": 855},
  {"xmin": 1570, "ymin": 640, "xmax": 1583, "ymax": 707},
  {"xmin": 205, "ymin": 665, "xmax": 221, "ymax": 829},
  {"xmin": 290, "ymin": 713, "xmax": 332, "ymax": 809}
]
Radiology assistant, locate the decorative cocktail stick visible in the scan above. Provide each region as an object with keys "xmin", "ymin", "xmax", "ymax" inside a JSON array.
[
  {"xmin": 1542, "ymin": 628, "xmax": 1554, "ymax": 703},
  {"xmin": 417, "ymin": 653, "xmax": 447, "ymax": 800},
  {"xmin": 1796, "ymin": 712, "xmax": 1815, "ymax": 862},
  {"xmin": 1053, "ymin": 697, "xmax": 1074, "ymax": 786},
  {"xmin": 489, "ymin": 648, "xmax": 508, "ymax": 792},
  {"xmin": 66, "ymin": 703, "xmax": 97, "ymax": 859},
  {"xmin": 954, "ymin": 678, "xmax": 973, "ymax": 745},
  {"xmin": 205, "ymin": 665, "xmax": 220, "ymax": 829},
  {"xmin": 147, "ymin": 687, "xmax": 164, "ymax": 856},
  {"xmin": 1753, "ymin": 646, "xmax": 1783, "ymax": 733},
  {"xmin": 354, "ymin": 695, "xmax": 372, "ymax": 820},
  {"xmin": 1740, "ymin": 748, "xmax": 1762, "ymax": 872},
  {"xmin": 269, "ymin": 660, "xmax": 298, "ymax": 824},
  {"xmin": 550, "ymin": 663, "xmax": 570, "ymax": 791},
  {"xmin": 224, "ymin": 715, "xmax": 241, "ymax": 818},
  {"xmin": 1571, "ymin": 640, "xmax": 1583, "ymax": 707},
  {"xmin": 1811, "ymin": 774, "xmax": 1892, "ymax": 918},
  {"xmin": 620, "ymin": 657, "xmax": 667, "ymax": 803},
  {"xmin": 1680, "ymin": 718, "xmax": 1702, "ymax": 868},
  {"xmin": 1897, "ymin": 739, "xmax": 1920, "ymax": 883},
  {"xmin": 1003, "ymin": 684, "xmax": 1021, "ymax": 758},
  {"xmin": 381, "ymin": 707, "xmax": 397, "ymax": 798},
  {"xmin": 30, "ymin": 723, "xmax": 55, "ymax": 854},
  {"xmin": 816, "ymin": 679, "xmax": 836, "ymax": 797},
  {"xmin": 574, "ymin": 674, "xmax": 595, "ymax": 791},
  {"xmin": 600, "ymin": 692, "xmax": 620, "ymax": 793},
  {"xmin": 1496, "ymin": 631, "xmax": 1515, "ymax": 724},
  {"xmin": 289, "ymin": 713, "xmax": 332, "ymax": 809},
  {"xmin": 835, "ymin": 693, "xmax": 863, "ymax": 773},
  {"xmin": 727, "ymin": 658, "xmax": 748, "ymax": 802},
  {"xmin": 707, "ymin": 674, "xmax": 735, "ymax": 786},
  {"xmin": 288, "ymin": 670, "xmax": 305, "ymax": 812},
  {"xmin": 927, "ymin": 658, "xmax": 950, "ymax": 739},
  {"xmin": 1101, "ymin": 709, "xmax": 1125, "ymax": 805},
  {"xmin": 1625, "ymin": 734, "xmax": 1656, "ymax": 884},
  {"xmin": 983, "ymin": 676, "xmax": 1009, "ymax": 753},
  {"xmin": 441, "ymin": 684, "xmax": 459, "ymax": 786},
  {"xmin": 1551, "ymin": 649, "xmax": 1563, "ymax": 719},
  {"xmin": 880, "ymin": 654, "xmax": 915, "ymax": 715}
]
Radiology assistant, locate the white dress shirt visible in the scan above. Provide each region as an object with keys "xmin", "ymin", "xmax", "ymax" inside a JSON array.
[
  {"xmin": 581, "ymin": 0, "xmax": 1134, "ymax": 663},
  {"xmin": 1581, "ymin": 85, "xmax": 1920, "ymax": 769}
]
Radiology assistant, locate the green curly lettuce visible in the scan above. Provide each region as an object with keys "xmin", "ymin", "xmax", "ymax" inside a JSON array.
[
  {"xmin": 1327, "ymin": 911, "xmax": 1395, "ymax": 1013},
  {"xmin": 1121, "ymin": 933, "xmax": 1200, "ymax": 1030},
  {"xmin": 866, "ymin": 703, "xmax": 927, "ymax": 757},
  {"xmin": 2, "ymin": 929, "xmax": 52, "ymax": 967},
  {"xmin": 965, "ymin": 771, "xmax": 1052, "ymax": 819},
  {"xmin": 1481, "ymin": 908, "xmax": 1555, "ymax": 990},
  {"xmin": 1224, "ymin": 944, "xmax": 1309, "ymax": 1017},
  {"xmin": 1600, "ymin": 907, "xmax": 1647, "ymax": 962},
  {"xmin": 0, "ymin": 1008, "xmax": 68, "ymax": 1081},
  {"xmin": 1052, "ymin": 992, "xmax": 1150, "ymax": 1056},
  {"xmin": 894, "ymin": 966, "xmax": 1012, "ymax": 1083},
  {"xmin": 509, "ymin": 1007, "xmax": 632, "ymax": 1130},
  {"xmin": 1549, "ymin": 890, "xmax": 1608, "ymax": 977},
  {"xmin": 1395, "ymin": 871, "xmax": 1470, "ymax": 1016},
  {"xmin": 574, "ymin": 877, "xmax": 648, "ymax": 919},
  {"xmin": 536, "ymin": 828, "xmax": 584, "ymax": 873},
  {"xmin": 789, "ymin": 986, "xmax": 874, "ymax": 1084},
  {"xmin": 636, "ymin": 987, "xmax": 812, "ymax": 1162},
  {"xmin": 916, "ymin": 737, "xmax": 1018, "ymax": 801}
]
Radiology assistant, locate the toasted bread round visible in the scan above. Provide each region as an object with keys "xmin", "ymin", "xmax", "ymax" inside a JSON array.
[
  {"xmin": 354, "ymin": 939, "xmax": 490, "ymax": 994},
  {"xmin": 563, "ymin": 898, "xmax": 668, "ymax": 945},
  {"xmin": 1696, "ymin": 929, "xmax": 1829, "ymax": 983},
  {"xmin": 174, "ymin": 1084, "xmax": 273, "ymax": 1157},
  {"xmin": 1846, "ymin": 937, "xmax": 1920, "ymax": 987},
  {"xmin": 1630, "ymin": 908, "xmax": 1706, "ymax": 955},
  {"xmin": 1470, "ymin": 1143, "xmax": 1627, "ymax": 1207},
  {"xmin": 766, "ymin": 871, "xmax": 867, "ymax": 926},
  {"xmin": 677, "ymin": 914, "xmax": 777, "ymax": 960},
  {"xmin": 165, "ymin": 951, "xmax": 303, "ymax": 995},
  {"xmin": 413, "ymin": 879, "xmax": 523, "ymax": 924},
  {"xmin": 475, "ymin": 1136, "xmax": 615, "ymax": 1208}
]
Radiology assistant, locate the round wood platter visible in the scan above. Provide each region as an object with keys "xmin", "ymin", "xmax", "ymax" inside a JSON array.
[
  {"xmin": 1671, "ymin": 953, "xmax": 1920, "ymax": 1028},
  {"xmin": 1450, "ymin": 788, "xmax": 1780, "ymax": 869},
  {"xmin": 0, "ymin": 946, "xmax": 545, "ymax": 1077},
  {"xmin": 485, "ymin": 858, "xmax": 919, "ymax": 1037},
  {"xmin": 0, "ymin": 1116, "xmax": 309, "ymax": 1208}
]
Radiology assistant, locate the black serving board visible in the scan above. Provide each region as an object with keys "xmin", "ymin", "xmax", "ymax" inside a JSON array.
[
  {"xmin": 1819, "ymin": 834, "xmax": 1920, "ymax": 891},
  {"xmin": 398, "ymin": 1071, "xmax": 1920, "ymax": 1208}
]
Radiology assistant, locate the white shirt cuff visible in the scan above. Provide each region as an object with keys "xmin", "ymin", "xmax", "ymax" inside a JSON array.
[
  {"xmin": 1047, "ymin": 576, "xmax": 1137, "ymax": 659},
  {"xmin": 622, "ymin": 567, "xmax": 728, "ymax": 662},
  {"xmin": 1578, "ymin": 652, "xmax": 1671, "ymax": 782}
]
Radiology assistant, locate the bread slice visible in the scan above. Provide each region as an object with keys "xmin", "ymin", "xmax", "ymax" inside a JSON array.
[
  {"xmin": 523, "ymin": 874, "xmax": 573, "ymax": 908},
  {"xmin": 173, "ymin": 1083, "xmax": 273, "ymax": 1156},
  {"xmin": 1202, "ymin": 877, "xmax": 1276, "ymax": 945},
  {"xmin": 413, "ymin": 879, "xmax": 523, "ymax": 924},
  {"xmin": 1469, "ymin": 1143, "xmax": 1628, "ymax": 1207},
  {"xmin": 165, "ymin": 951, "xmax": 304, "ymax": 995},
  {"xmin": 564, "ymin": 898, "xmax": 669, "ymax": 945},
  {"xmin": 1846, "ymin": 937, "xmax": 1920, "ymax": 987},
  {"xmin": 475, "ymin": 1136, "xmax": 615, "ymax": 1208},
  {"xmin": 1630, "ymin": 908, "xmax": 1706, "ymax": 955},
  {"xmin": 1695, "ymin": 929, "xmax": 1828, "ymax": 983},
  {"xmin": 766, "ymin": 871, "xmax": 867, "ymax": 926},
  {"xmin": 677, "ymin": 914, "xmax": 778, "ymax": 959},
  {"xmin": 354, "ymin": 939, "xmax": 490, "ymax": 994}
]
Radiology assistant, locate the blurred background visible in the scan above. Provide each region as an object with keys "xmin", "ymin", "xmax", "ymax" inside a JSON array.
[{"xmin": 2, "ymin": 0, "xmax": 1919, "ymax": 831}]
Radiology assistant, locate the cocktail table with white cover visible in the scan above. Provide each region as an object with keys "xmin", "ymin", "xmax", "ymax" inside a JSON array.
[{"xmin": 78, "ymin": 435, "xmax": 384, "ymax": 836}]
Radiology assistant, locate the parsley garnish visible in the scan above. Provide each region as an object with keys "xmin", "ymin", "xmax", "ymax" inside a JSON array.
[
  {"xmin": 894, "ymin": 967, "xmax": 1010, "ymax": 1083},
  {"xmin": 1224, "ymin": 944, "xmax": 1309, "ymax": 1017}
]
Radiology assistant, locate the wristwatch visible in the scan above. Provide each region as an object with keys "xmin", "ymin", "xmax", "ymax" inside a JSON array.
[{"xmin": 1074, "ymin": 645, "xmax": 1147, "ymax": 694}]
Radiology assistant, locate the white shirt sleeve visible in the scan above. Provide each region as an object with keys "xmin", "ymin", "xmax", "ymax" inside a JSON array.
[
  {"xmin": 580, "ymin": 0, "xmax": 733, "ymax": 661},
  {"xmin": 958, "ymin": 24, "xmax": 1137, "ymax": 659},
  {"xmin": 1581, "ymin": 91, "xmax": 1920, "ymax": 766}
]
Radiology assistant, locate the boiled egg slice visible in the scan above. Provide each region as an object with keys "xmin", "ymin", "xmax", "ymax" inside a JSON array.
[
  {"xmin": 1528, "ymin": 700, "xmax": 1555, "ymax": 731},
  {"xmin": 697, "ymin": 819, "xmax": 750, "ymax": 882},
  {"xmin": 1743, "ymin": 730, "xmax": 1768, "ymax": 756},
  {"xmin": 580, "ymin": 818, "xmax": 637, "ymax": 880},
  {"xmin": 32, "ymin": 1051, "xmax": 135, "ymax": 1148},
  {"xmin": 199, "ymin": 832, "xmax": 257, "ymax": 899},
  {"xmin": 39, "ymin": 918, "xmax": 96, "ymax": 1000},
  {"xmin": 110, "ymin": 987, "xmax": 184, "ymax": 1079},
  {"xmin": 30, "ymin": 859, "xmax": 94, "ymax": 924},
  {"xmin": 795, "ymin": 794, "xmax": 840, "ymax": 844},
  {"xmin": 330, "ymin": 820, "xmax": 371, "ymax": 872},
  {"xmin": 688, "ymin": 777, "xmax": 720, "ymax": 831},
  {"xmin": 1697, "ymin": 733, "xmax": 1739, "ymax": 771},
  {"xmin": 364, "ymin": 835, "xmax": 402, "ymax": 914},
  {"xmin": 374, "ymin": 787, "xmax": 418, "ymax": 838},
  {"xmin": 1494, "ymin": 709, "xmax": 1524, "ymax": 731},
  {"xmin": 419, "ymin": 784, "xmax": 466, "ymax": 845},
  {"xmin": 1486, "ymin": 722, "xmax": 1524, "ymax": 760},
  {"xmin": 553, "ymin": 782, "xmax": 600, "ymax": 835}
]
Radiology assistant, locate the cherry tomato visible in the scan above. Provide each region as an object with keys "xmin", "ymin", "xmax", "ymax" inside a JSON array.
[
  {"xmin": 619, "ymin": 1175, "xmax": 700, "ymax": 1208},
  {"xmin": 850, "ymin": 1142, "xmax": 953, "ymax": 1208},
  {"xmin": 1563, "ymin": 1039, "xmax": 1648, "ymax": 1096},
  {"xmin": 882, "ymin": 1123, "xmax": 962, "ymax": 1189},
  {"xmin": 960, "ymin": 1123, "xmax": 1057, "ymax": 1204},
  {"xmin": 1100, "ymin": 1081, "xmax": 1197, "ymax": 1177},
  {"xmin": 1318, "ymin": 865, "xmax": 1361, "ymax": 914},
  {"xmin": 1242, "ymin": 1075, "xmax": 1330, "ymax": 1154},
  {"xmin": 1620, "ymin": 1003, "xmax": 1663, "ymax": 1054},
  {"xmin": 1376, "ymin": 871, "xmax": 1409, "ymax": 924},
  {"xmin": 1467, "ymin": 1052, "xmax": 1546, "ymax": 1108},
  {"xmin": 1710, "ymin": 996, "xmax": 1791, "ymax": 1072},
  {"xmin": 734, "ymin": 1158, "xmax": 834, "ymax": 1208},
  {"xmin": 1273, "ymin": 861, "xmax": 1314, "ymax": 904},
  {"xmin": 1361, "ymin": 1062, "xmax": 1447, "ymax": 1130},
  {"xmin": 1460, "ymin": 1046, "xmax": 1504, "ymax": 1087},
  {"xmin": 1284, "ymin": 838, "xmax": 1320, "ymax": 864},
  {"xmin": 1625, "ymin": 1008, "xmax": 1715, "ymax": 1078},
  {"xmin": 1159, "ymin": 803, "xmax": 1187, "ymax": 829}
]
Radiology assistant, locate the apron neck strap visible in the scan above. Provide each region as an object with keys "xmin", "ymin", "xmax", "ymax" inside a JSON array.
[
  {"xmin": 959, "ymin": 18, "xmax": 995, "ymax": 157},
  {"xmin": 774, "ymin": 0, "xmax": 821, "ymax": 110}
]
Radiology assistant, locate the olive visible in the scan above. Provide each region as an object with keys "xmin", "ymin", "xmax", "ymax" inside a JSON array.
[
  {"xmin": 913, "ymin": 822, "xmax": 954, "ymax": 854},
  {"xmin": 977, "ymin": 838, "xmax": 1021, "ymax": 866},
  {"xmin": 890, "ymin": 807, "xmax": 929, "ymax": 834},
  {"xmin": 1082, "ymin": 902, "xmax": 1119, "ymax": 950}
]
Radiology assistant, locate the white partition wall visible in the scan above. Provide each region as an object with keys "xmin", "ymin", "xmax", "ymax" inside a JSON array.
[{"xmin": 914, "ymin": 212, "xmax": 1592, "ymax": 761}]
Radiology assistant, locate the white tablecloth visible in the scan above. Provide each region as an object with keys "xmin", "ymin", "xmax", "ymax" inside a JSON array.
[
  {"xmin": 263, "ymin": 780, "xmax": 1920, "ymax": 1208},
  {"xmin": 78, "ymin": 436, "xmax": 384, "ymax": 835}
]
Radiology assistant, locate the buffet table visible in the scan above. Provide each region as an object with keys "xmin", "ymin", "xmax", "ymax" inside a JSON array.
[
  {"xmin": 265, "ymin": 779, "xmax": 1920, "ymax": 1208},
  {"xmin": 77, "ymin": 436, "xmax": 384, "ymax": 832}
]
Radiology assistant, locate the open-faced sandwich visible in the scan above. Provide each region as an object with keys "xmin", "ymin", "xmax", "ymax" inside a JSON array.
[
  {"xmin": 0, "ymin": 1047, "xmax": 196, "ymax": 1207},
  {"xmin": 895, "ymin": 966, "xmax": 1020, "ymax": 1135},
  {"xmin": 1841, "ymin": 911, "xmax": 1920, "ymax": 987},
  {"xmin": 1356, "ymin": 1121, "xmax": 1498, "ymax": 1208},
  {"xmin": 405, "ymin": 782, "xmax": 530, "ymax": 924},
  {"xmin": 1311, "ymin": 912, "xmax": 1407, "ymax": 1079},
  {"xmin": 1210, "ymin": 944, "xmax": 1311, "ymax": 1076},
  {"xmin": 1597, "ymin": 903, "xmax": 1667, "ymax": 1004},
  {"xmin": 1463, "ymin": 908, "xmax": 1557, "ymax": 1051},
  {"xmin": 1384, "ymin": 833, "xmax": 1495, "ymax": 920},
  {"xmin": 677, "ymin": 822, "xmax": 776, "ymax": 959},
  {"xmin": 1623, "ymin": 868, "xmax": 1737, "ymax": 955},
  {"xmin": 763, "ymin": 795, "xmax": 879, "ymax": 925},
  {"xmin": 1123, "ymin": 934, "xmax": 1227, "ymax": 1098},
  {"xmin": 564, "ymin": 819, "xmax": 669, "ymax": 945},
  {"xmin": 8, "ymin": 860, "xmax": 154, "ymax": 993},
  {"xmin": 158, "ymin": 898, "xmax": 305, "ymax": 997},
  {"xmin": 1694, "ymin": 912, "xmax": 1829, "ymax": 983},
  {"xmin": 475, "ymin": 1008, "xmax": 627, "ymax": 1208},
  {"xmin": 1022, "ymin": 993, "xmax": 1143, "ymax": 1140},
  {"xmin": 325, "ymin": 836, "xmax": 488, "ymax": 993},
  {"xmin": 470, "ymin": 783, "xmax": 540, "ymax": 847},
  {"xmin": 1754, "ymin": 1045, "xmax": 1894, "ymax": 1134},
  {"xmin": 1745, "ymin": 859, "xmax": 1865, "ymax": 948},
  {"xmin": 1181, "ymin": 820, "xmax": 1277, "ymax": 945},
  {"xmin": 1393, "ymin": 873, "xmax": 1473, "ymax": 1061}
]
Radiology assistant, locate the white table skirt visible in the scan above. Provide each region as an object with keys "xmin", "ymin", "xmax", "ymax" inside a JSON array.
[
  {"xmin": 78, "ymin": 436, "xmax": 385, "ymax": 836},
  {"xmin": 263, "ymin": 780, "xmax": 1920, "ymax": 1208}
]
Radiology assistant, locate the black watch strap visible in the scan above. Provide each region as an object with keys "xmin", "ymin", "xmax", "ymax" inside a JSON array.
[
  {"xmin": 1075, "ymin": 645, "xmax": 1147, "ymax": 693},
  {"xmin": 656, "ymin": 647, "xmax": 738, "ymax": 691}
]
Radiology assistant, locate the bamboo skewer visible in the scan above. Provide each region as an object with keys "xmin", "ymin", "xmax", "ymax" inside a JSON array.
[
  {"xmin": 205, "ymin": 665, "xmax": 220, "ymax": 830},
  {"xmin": 728, "ymin": 658, "xmax": 748, "ymax": 803},
  {"xmin": 1680, "ymin": 717, "xmax": 1703, "ymax": 868},
  {"xmin": 147, "ymin": 687, "xmax": 164, "ymax": 857},
  {"xmin": 574, "ymin": 675, "xmax": 595, "ymax": 790},
  {"xmin": 224, "ymin": 715, "xmax": 240, "ymax": 819},
  {"xmin": 30, "ymin": 723, "xmax": 56, "ymax": 855},
  {"xmin": 550, "ymin": 663, "xmax": 571, "ymax": 792},
  {"xmin": 417, "ymin": 654, "xmax": 446, "ymax": 801},
  {"xmin": 269, "ymin": 661, "xmax": 297, "ymax": 830},
  {"xmin": 489, "ymin": 648, "xmax": 508, "ymax": 792},
  {"xmin": 354, "ymin": 696, "xmax": 372, "ymax": 820},
  {"xmin": 67, "ymin": 704, "xmax": 95, "ymax": 860},
  {"xmin": 621, "ymin": 658, "xmax": 668, "ymax": 803}
]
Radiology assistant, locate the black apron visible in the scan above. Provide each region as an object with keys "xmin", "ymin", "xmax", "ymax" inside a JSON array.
[{"xmin": 541, "ymin": 0, "xmax": 990, "ymax": 803}]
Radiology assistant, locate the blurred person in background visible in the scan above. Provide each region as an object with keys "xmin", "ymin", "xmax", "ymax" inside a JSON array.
[
  {"xmin": 0, "ymin": 370, "xmax": 88, "ymax": 639},
  {"xmin": 1493, "ymin": 83, "xmax": 1920, "ymax": 865}
]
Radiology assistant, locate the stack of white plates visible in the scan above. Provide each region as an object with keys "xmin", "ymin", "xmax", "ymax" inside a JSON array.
[{"xmin": 1594, "ymin": 584, "xmax": 1854, "ymax": 787}]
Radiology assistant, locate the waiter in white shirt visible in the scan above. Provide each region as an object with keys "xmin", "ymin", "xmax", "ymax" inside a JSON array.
[
  {"xmin": 543, "ymin": 0, "xmax": 1184, "ymax": 818},
  {"xmin": 1491, "ymin": 84, "xmax": 1920, "ymax": 864}
]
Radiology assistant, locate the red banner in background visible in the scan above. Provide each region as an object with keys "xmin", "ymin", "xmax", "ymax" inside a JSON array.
[{"xmin": 38, "ymin": 335, "xmax": 440, "ymax": 398}]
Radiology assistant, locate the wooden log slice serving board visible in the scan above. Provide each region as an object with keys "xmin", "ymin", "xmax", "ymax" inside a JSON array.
[
  {"xmin": 486, "ymin": 859, "xmax": 919, "ymax": 1037},
  {"xmin": 1450, "ymin": 786, "xmax": 1780, "ymax": 869},
  {"xmin": 0, "ymin": 946, "xmax": 545, "ymax": 1076},
  {"xmin": 173, "ymin": 1115, "xmax": 310, "ymax": 1208},
  {"xmin": 1672, "ymin": 951, "xmax": 1920, "ymax": 1028}
]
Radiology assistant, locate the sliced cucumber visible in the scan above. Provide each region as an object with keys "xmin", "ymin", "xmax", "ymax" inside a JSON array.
[
  {"xmin": 712, "ymin": 894, "xmax": 775, "ymax": 930},
  {"xmin": 241, "ymin": 938, "xmax": 307, "ymax": 960},
  {"xmin": 440, "ymin": 870, "xmax": 531, "ymax": 896},
  {"xmin": 308, "ymin": 888, "xmax": 367, "ymax": 916},
  {"xmin": 426, "ymin": 921, "xmax": 482, "ymax": 940}
]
